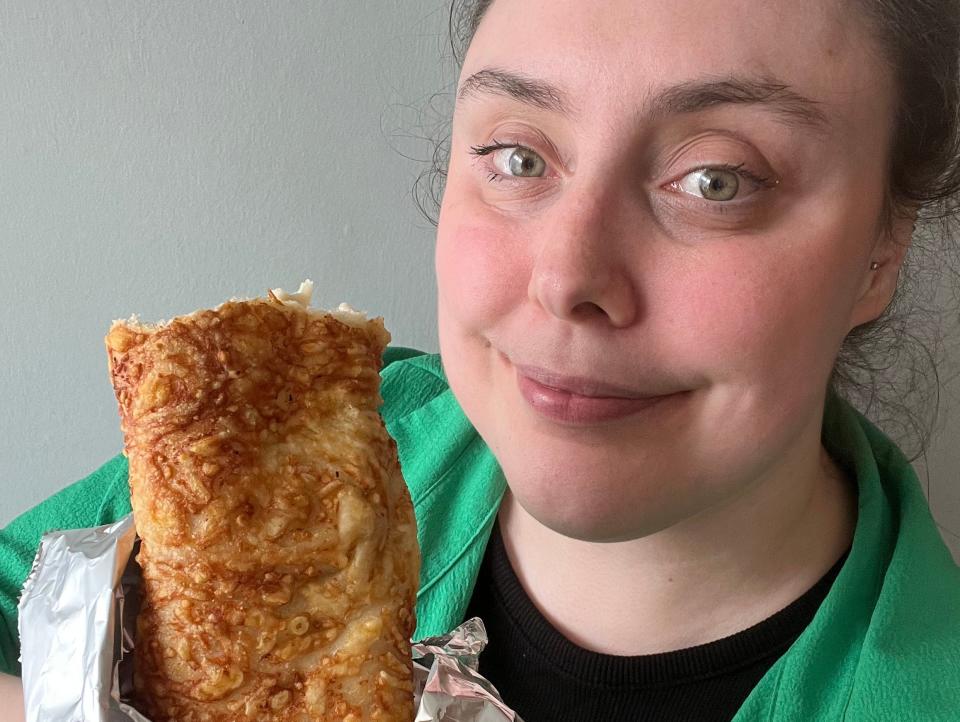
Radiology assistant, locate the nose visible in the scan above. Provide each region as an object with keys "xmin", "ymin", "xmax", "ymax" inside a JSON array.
[{"xmin": 527, "ymin": 188, "xmax": 639, "ymax": 327}]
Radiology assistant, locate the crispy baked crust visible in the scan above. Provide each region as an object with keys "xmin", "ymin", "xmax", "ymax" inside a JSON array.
[{"xmin": 105, "ymin": 291, "xmax": 419, "ymax": 721}]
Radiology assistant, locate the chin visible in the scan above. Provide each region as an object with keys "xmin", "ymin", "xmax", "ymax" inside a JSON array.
[{"xmin": 500, "ymin": 461, "xmax": 696, "ymax": 543}]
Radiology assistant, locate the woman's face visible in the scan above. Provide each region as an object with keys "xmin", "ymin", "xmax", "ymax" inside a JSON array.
[{"xmin": 435, "ymin": 0, "xmax": 906, "ymax": 541}]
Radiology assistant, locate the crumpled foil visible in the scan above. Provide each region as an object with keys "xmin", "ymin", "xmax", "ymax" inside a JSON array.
[
  {"xmin": 412, "ymin": 618, "xmax": 523, "ymax": 721},
  {"xmin": 17, "ymin": 514, "xmax": 523, "ymax": 721},
  {"xmin": 17, "ymin": 515, "xmax": 140, "ymax": 722}
]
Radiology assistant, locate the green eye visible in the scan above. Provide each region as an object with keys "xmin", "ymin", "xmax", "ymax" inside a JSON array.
[
  {"xmin": 680, "ymin": 168, "xmax": 741, "ymax": 201},
  {"xmin": 699, "ymin": 169, "xmax": 739, "ymax": 201},
  {"xmin": 505, "ymin": 147, "xmax": 547, "ymax": 177}
]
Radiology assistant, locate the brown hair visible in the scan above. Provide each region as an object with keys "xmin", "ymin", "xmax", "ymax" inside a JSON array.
[{"xmin": 412, "ymin": 0, "xmax": 960, "ymax": 474}]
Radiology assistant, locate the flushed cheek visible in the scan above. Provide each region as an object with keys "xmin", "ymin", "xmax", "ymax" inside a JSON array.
[
  {"xmin": 435, "ymin": 216, "xmax": 530, "ymax": 337},
  {"xmin": 677, "ymin": 257, "xmax": 849, "ymax": 396}
]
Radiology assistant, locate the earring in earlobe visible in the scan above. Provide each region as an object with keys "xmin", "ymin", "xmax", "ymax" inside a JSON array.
[{"xmin": 869, "ymin": 261, "xmax": 880, "ymax": 270}]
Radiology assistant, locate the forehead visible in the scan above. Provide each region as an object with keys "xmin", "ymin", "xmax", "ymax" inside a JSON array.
[{"xmin": 461, "ymin": 0, "xmax": 894, "ymax": 136}]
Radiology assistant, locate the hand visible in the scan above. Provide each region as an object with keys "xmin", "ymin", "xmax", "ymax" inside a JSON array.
[{"xmin": 0, "ymin": 673, "xmax": 25, "ymax": 722}]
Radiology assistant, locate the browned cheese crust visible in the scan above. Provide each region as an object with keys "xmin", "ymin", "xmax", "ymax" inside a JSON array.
[{"xmin": 105, "ymin": 292, "xmax": 419, "ymax": 721}]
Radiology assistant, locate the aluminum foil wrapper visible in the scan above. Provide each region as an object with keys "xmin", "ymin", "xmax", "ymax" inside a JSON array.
[
  {"xmin": 17, "ymin": 514, "xmax": 522, "ymax": 721},
  {"xmin": 413, "ymin": 618, "xmax": 523, "ymax": 721},
  {"xmin": 17, "ymin": 514, "xmax": 146, "ymax": 722}
]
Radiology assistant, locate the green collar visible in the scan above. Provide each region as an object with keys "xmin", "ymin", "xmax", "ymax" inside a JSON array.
[
  {"xmin": 734, "ymin": 389, "xmax": 960, "ymax": 719},
  {"xmin": 381, "ymin": 352, "xmax": 506, "ymax": 639}
]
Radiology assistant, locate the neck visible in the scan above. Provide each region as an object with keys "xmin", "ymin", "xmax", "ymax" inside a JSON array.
[{"xmin": 497, "ymin": 435, "xmax": 857, "ymax": 656}]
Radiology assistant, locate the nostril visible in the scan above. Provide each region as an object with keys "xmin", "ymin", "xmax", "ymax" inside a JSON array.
[{"xmin": 572, "ymin": 301, "xmax": 607, "ymax": 319}]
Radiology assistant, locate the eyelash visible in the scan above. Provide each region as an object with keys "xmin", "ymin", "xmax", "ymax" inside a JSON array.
[
  {"xmin": 467, "ymin": 138, "xmax": 778, "ymax": 194},
  {"xmin": 468, "ymin": 139, "xmax": 533, "ymax": 184},
  {"xmin": 692, "ymin": 162, "xmax": 777, "ymax": 190}
]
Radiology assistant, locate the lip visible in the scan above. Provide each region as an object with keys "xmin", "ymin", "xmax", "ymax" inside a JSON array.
[
  {"xmin": 514, "ymin": 364, "xmax": 677, "ymax": 399},
  {"xmin": 514, "ymin": 364, "xmax": 689, "ymax": 425}
]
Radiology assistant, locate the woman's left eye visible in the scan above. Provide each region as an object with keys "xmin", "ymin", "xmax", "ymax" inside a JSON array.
[{"xmin": 671, "ymin": 165, "xmax": 778, "ymax": 202}]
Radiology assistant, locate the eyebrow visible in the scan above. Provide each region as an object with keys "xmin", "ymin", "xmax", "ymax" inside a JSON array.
[{"xmin": 457, "ymin": 67, "xmax": 830, "ymax": 133}]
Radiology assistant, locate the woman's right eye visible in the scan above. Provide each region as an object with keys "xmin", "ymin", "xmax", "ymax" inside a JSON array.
[{"xmin": 469, "ymin": 141, "xmax": 548, "ymax": 182}]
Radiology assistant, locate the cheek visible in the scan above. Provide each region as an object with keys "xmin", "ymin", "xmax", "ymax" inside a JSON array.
[
  {"xmin": 705, "ymin": 157, "xmax": 888, "ymax": 374},
  {"xmin": 435, "ymin": 212, "xmax": 530, "ymax": 334},
  {"xmin": 673, "ymin": 238, "xmax": 860, "ymax": 393}
]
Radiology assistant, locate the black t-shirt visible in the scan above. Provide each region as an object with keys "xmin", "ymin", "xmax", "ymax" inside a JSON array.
[{"xmin": 463, "ymin": 521, "xmax": 849, "ymax": 722}]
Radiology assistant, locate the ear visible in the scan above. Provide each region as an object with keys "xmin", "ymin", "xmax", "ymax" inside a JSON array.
[{"xmin": 846, "ymin": 207, "xmax": 916, "ymax": 332}]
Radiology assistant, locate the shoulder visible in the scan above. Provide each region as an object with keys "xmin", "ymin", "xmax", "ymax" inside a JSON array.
[
  {"xmin": 782, "ymin": 390, "xmax": 960, "ymax": 718},
  {"xmin": 380, "ymin": 347, "xmax": 450, "ymax": 426},
  {"xmin": 378, "ymin": 349, "xmax": 505, "ymax": 638},
  {"xmin": 2, "ymin": 453, "xmax": 131, "ymax": 544},
  {"xmin": 0, "ymin": 453, "xmax": 131, "ymax": 674}
]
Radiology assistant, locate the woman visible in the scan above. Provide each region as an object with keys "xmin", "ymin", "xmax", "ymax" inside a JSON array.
[{"xmin": 3, "ymin": 0, "xmax": 960, "ymax": 719}]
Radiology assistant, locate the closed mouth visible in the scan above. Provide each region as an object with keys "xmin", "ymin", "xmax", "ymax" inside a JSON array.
[{"xmin": 513, "ymin": 363, "xmax": 681, "ymax": 400}]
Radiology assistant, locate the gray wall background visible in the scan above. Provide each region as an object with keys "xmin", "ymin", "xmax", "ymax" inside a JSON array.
[{"xmin": 0, "ymin": 2, "xmax": 958, "ymax": 562}]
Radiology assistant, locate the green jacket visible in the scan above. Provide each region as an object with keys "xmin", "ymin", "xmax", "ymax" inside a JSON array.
[{"xmin": 2, "ymin": 350, "xmax": 959, "ymax": 719}]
